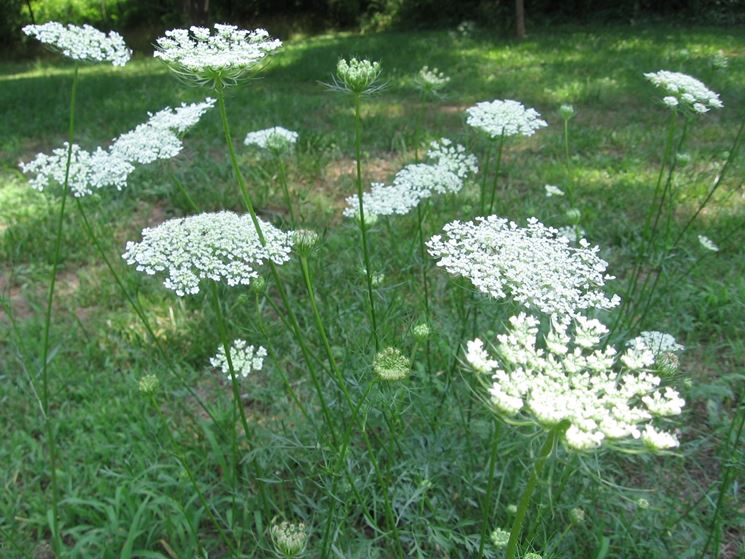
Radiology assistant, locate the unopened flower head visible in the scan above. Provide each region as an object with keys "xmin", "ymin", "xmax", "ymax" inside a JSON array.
[
  {"xmin": 138, "ymin": 374, "xmax": 160, "ymax": 394},
  {"xmin": 636, "ymin": 497, "xmax": 650, "ymax": 510},
  {"xmin": 294, "ymin": 229, "xmax": 319, "ymax": 255},
  {"xmin": 466, "ymin": 313, "xmax": 685, "ymax": 451},
  {"xmin": 644, "ymin": 70, "xmax": 723, "ymax": 113},
  {"xmin": 545, "ymin": 184, "xmax": 565, "ymax": 197},
  {"xmin": 466, "ymin": 99, "xmax": 547, "ymax": 139},
  {"xmin": 415, "ymin": 65, "xmax": 450, "ymax": 94},
  {"xmin": 569, "ymin": 507, "xmax": 586, "ymax": 524},
  {"xmin": 123, "ymin": 211, "xmax": 294, "ymax": 296},
  {"xmin": 710, "ymin": 50, "xmax": 728, "ymax": 70},
  {"xmin": 210, "ymin": 339, "xmax": 267, "ymax": 379},
  {"xmin": 373, "ymin": 347, "xmax": 411, "ymax": 381},
  {"xmin": 21, "ymin": 98, "xmax": 215, "ymax": 196},
  {"xmin": 333, "ymin": 58, "xmax": 382, "ymax": 95},
  {"xmin": 244, "ymin": 126, "xmax": 299, "ymax": 152},
  {"xmin": 525, "ymin": 554, "xmax": 543, "ymax": 559},
  {"xmin": 698, "ymin": 235, "xmax": 719, "ymax": 252},
  {"xmin": 490, "ymin": 528, "xmax": 510, "ymax": 548},
  {"xmin": 343, "ymin": 139, "xmax": 476, "ymax": 219},
  {"xmin": 412, "ymin": 323, "xmax": 431, "ymax": 341},
  {"xmin": 23, "ymin": 22, "xmax": 131, "ymax": 66},
  {"xmin": 428, "ymin": 216, "xmax": 620, "ymax": 317},
  {"xmin": 110, "ymin": 98, "xmax": 216, "ymax": 164},
  {"xmin": 559, "ymin": 103, "xmax": 576, "ymax": 120},
  {"xmin": 270, "ymin": 519, "xmax": 307, "ymax": 558},
  {"xmin": 154, "ymin": 24, "xmax": 281, "ymax": 87}
]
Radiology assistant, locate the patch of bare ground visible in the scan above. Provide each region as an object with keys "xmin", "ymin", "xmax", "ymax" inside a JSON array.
[{"xmin": 0, "ymin": 267, "xmax": 80, "ymax": 323}]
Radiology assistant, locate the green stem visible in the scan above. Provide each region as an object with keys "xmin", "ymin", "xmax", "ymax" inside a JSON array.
[
  {"xmin": 215, "ymin": 86, "xmax": 339, "ymax": 448},
  {"xmin": 209, "ymin": 282, "xmax": 271, "ymax": 523},
  {"xmin": 487, "ymin": 132, "xmax": 506, "ymax": 214},
  {"xmin": 353, "ymin": 93, "xmax": 380, "ymax": 351},
  {"xmin": 40, "ymin": 64, "xmax": 78, "ymax": 556},
  {"xmin": 416, "ymin": 203, "xmax": 433, "ymax": 376},
  {"xmin": 563, "ymin": 118, "xmax": 570, "ymax": 164},
  {"xmin": 478, "ymin": 420, "xmax": 502, "ymax": 557},
  {"xmin": 298, "ymin": 254, "xmax": 404, "ymax": 556},
  {"xmin": 504, "ymin": 426, "xmax": 561, "ymax": 559},
  {"xmin": 479, "ymin": 141, "xmax": 493, "ymax": 215},
  {"xmin": 275, "ymin": 154, "xmax": 297, "ymax": 227}
]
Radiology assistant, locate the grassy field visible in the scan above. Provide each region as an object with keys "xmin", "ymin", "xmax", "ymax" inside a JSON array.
[{"xmin": 1, "ymin": 24, "xmax": 744, "ymax": 558}]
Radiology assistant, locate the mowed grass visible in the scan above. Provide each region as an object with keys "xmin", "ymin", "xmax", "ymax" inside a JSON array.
[{"xmin": 1, "ymin": 24, "xmax": 744, "ymax": 558}]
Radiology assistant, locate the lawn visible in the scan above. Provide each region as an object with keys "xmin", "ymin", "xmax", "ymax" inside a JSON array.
[{"xmin": 1, "ymin": 23, "xmax": 744, "ymax": 558}]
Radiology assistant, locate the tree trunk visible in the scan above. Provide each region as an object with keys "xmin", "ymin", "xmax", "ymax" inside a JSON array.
[{"xmin": 515, "ymin": 0, "xmax": 525, "ymax": 40}]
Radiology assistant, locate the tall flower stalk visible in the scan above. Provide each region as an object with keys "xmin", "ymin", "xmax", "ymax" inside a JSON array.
[{"xmin": 39, "ymin": 63, "xmax": 78, "ymax": 557}]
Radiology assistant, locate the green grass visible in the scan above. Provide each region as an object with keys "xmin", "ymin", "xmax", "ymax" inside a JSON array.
[{"xmin": 1, "ymin": 23, "xmax": 744, "ymax": 558}]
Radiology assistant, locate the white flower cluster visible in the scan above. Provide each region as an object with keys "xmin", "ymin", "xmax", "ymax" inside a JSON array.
[
  {"xmin": 627, "ymin": 331, "xmax": 684, "ymax": 356},
  {"xmin": 123, "ymin": 211, "xmax": 294, "ymax": 296},
  {"xmin": 20, "ymin": 99, "xmax": 215, "ymax": 197},
  {"xmin": 545, "ymin": 184, "xmax": 565, "ymax": 197},
  {"xmin": 466, "ymin": 99, "xmax": 547, "ymax": 138},
  {"xmin": 110, "ymin": 98, "xmax": 216, "ymax": 164},
  {"xmin": 466, "ymin": 313, "xmax": 685, "ymax": 451},
  {"xmin": 644, "ymin": 70, "xmax": 723, "ymax": 113},
  {"xmin": 415, "ymin": 66, "xmax": 450, "ymax": 92},
  {"xmin": 244, "ymin": 126, "xmax": 299, "ymax": 151},
  {"xmin": 428, "ymin": 216, "xmax": 620, "ymax": 317},
  {"xmin": 698, "ymin": 234, "xmax": 719, "ymax": 252},
  {"xmin": 343, "ymin": 138, "xmax": 477, "ymax": 218},
  {"xmin": 210, "ymin": 339, "xmax": 267, "ymax": 379},
  {"xmin": 154, "ymin": 25, "xmax": 281, "ymax": 84},
  {"xmin": 20, "ymin": 143, "xmax": 133, "ymax": 197},
  {"xmin": 22, "ymin": 22, "xmax": 131, "ymax": 66}
]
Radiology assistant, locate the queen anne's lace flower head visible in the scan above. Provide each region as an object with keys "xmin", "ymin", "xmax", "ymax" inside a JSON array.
[
  {"xmin": 698, "ymin": 235, "xmax": 719, "ymax": 252},
  {"xmin": 154, "ymin": 24, "xmax": 281, "ymax": 87},
  {"xmin": 110, "ymin": 98, "xmax": 216, "ymax": 164},
  {"xmin": 20, "ymin": 99, "xmax": 214, "ymax": 196},
  {"xmin": 415, "ymin": 66, "xmax": 450, "ymax": 94},
  {"xmin": 20, "ymin": 144, "xmax": 133, "ymax": 197},
  {"xmin": 270, "ymin": 520, "xmax": 308, "ymax": 558},
  {"xmin": 428, "ymin": 216, "xmax": 620, "ymax": 317},
  {"xmin": 23, "ymin": 22, "xmax": 131, "ymax": 66},
  {"xmin": 373, "ymin": 347, "xmax": 411, "ymax": 381},
  {"xmin": 244, "ymin": 126, "xmax": 298, "ymax": 152},
  {"xmin": 123, "ymin": 211, "xmax": 294, "ymax": 296},
  {"xmin": 343, "ymin": 138, "xmax": 477, "ymax": 219},
  {"xmin": 466, "ymin": 99, "xmax": 547, "ymax": 139},
  {"xmin": 467, "ymin": 313, "xmax": 684, "ymax": 451},
  {"xmin": 644, "ymin": 70, "xmax": 723, "ymax": 112},
  {"xmin": 545, "ymin": 184, "xmax": 565, "ymax": 197},
  {"xmin": 627, "ymin": 331, "xmax": 684, "ymax": 356},
  {"xmin": 210, "ymin": 339, "xmax": 267, "ymax": 379}
]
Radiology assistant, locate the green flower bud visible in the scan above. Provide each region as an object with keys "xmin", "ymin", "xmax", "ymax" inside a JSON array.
[
  {"xmin": 506, "ymin": 504, "xmax": 518, "ymax": 515},
  {"xmin": 270, "ymin": 519, "xmax": 307, "ymax": 558},
  {"xmin": 412, "ymin": 323, "xmax": 431, "ymax": 341},
  {"xmin": 675, "ymin": 152, "xmax": 691, "ymax": 167},
  {"xmin": 565, "ymin": 208, "xmax": 581, "ymax": 224},
  {"xmin": 637, "ymin": 497, "xmax": 650, "ymax": 510},
  {"xmin": 335, "ymin": 58, "xmax": 382, "ymax": 95},
  {"xmin": 559, "ymin": 103, "xmax": 576, "ymax": 120},
  {"xmin": 525, "ymin": 553, "xmax": 543, "ymax": 559},
  {"xmin": 490, "ymin": 527, "xmax": 510, "ymax": 548},
  {"xmin": 251, "ymin": 276, "xmax": 267, "ymax": 294},
  {"xmin": 294, "ymin": 229, "xmax": 319, "ymax": 256},
  {"xmin": 373, "ymin": 347, "xmax": 410, "ymax": 381},
  {"xmin": 138, "ymin": 374, "xmax": 160, "ymax": 394},
  {"xmin": 569, "ymin": 507, "xmax": 586, "ymax": 524}
]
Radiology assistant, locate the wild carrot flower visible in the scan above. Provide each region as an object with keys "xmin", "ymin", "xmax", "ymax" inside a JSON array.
[
  {"xmin": 412, "ymin": 323, "xmax": 431, "ymax": 341},
  {"xmin": 343, "ymin": 139, "xmax": 476, "ymax": 218},
  {"xmin": 414, "ymin": 65, "xmax": 450, "ymax": 95},
  {"xmin": 138, "ymin": 374, "xmax": 160, "ymax": 394},
  {"xmin": 210, "ymin": 339, "xmax": 267, "ymax": 379},
  {"xmin": 698, "ymin": 234, "xmax": 719, "ymax": 252},
  {"xmin": 559, "ymin": 104, "xmax": 575, "ymax": 120},
  {"xmin": 627, "ymin": 331, "xmax": 684, "ymax": 356},
  {"xmin": 644, "ymin": 70, "xmax": 723, "ymax": 112},
  {"xmin": 544, "ymin": 184, "xmax": 565, "ymax": 197},
  {"xmin": 123, "ymin": 211, "xmax": 294, "ymax": 296},
  {"xmin": 374, "ymin": 347, "xmax": 411, "ymax": 381},
  {"xmin": 154, "ymin": 24, "xmax": 281, "ymax": 87},
  {"xmin": 110, "ymin": 98, "xmax": 216, "ymax": 164},
  {"xmin": 466, "ymin": 100, "xmax": 547, "ymax": 139},
  {"xmin": 20, "ymin": 99, "xmax": 215, "ymax": 195},
  {"xmin": 22, "ymin": 22, "xmax": 131, "ymax": 66},
  {"xmin": 466, "ymin": 313, "xmax": 684, "ymax": 451},
  {"xmin": 293, "ymin": 229, "xmax": 319, "ymax": 255},
  {"xmin": 20, "ymin": 144, "xmax": 132, "ymax": 197},
  {"xmin": 428, "ymin": 216, "xmax": 620, "ymax": 317},
  {"xmin": 244, "ymin": 126, "xmax": 299, "ymax": 152}
]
